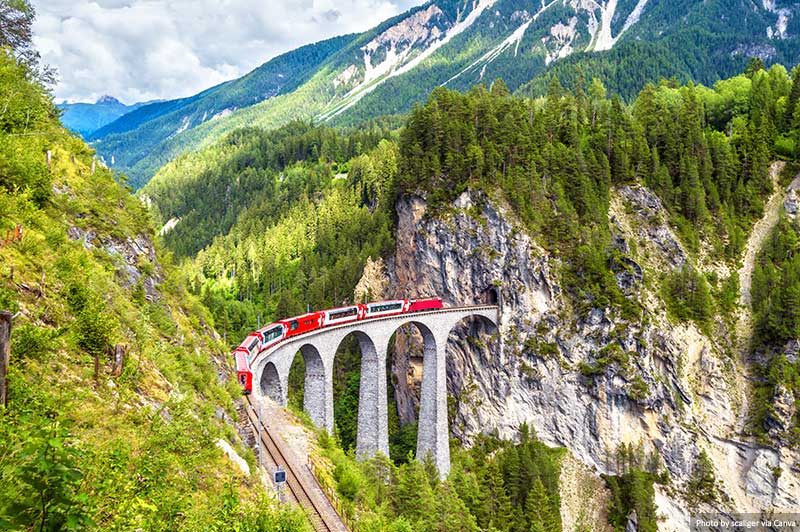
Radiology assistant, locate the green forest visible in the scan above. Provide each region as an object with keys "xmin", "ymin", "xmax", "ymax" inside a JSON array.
[
  {"xmin": 319, "ymin": 425, "xmax": 568, "ymax": 532},
  {"xmin": 136, "ymin": 52, "xmax": 800, "ymax": 530},
  {"xmin": 5, "ymin": 0, "xmax": 800, "ymax": 525},
  {"xmin": 137, "ymin": 47, "xmax": 800, "ymax": 529}
]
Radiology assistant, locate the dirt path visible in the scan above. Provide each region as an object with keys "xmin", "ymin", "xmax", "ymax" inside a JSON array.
[
  {"xmin": 733, "ymin": 161, "xmax": 786, "ymax": 433},
  {"xmin": 738, "ymin": 162, "xmax": 786, "ymax": 310}
]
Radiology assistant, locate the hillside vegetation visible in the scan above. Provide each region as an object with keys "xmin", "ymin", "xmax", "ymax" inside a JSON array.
[
  {"xmin": 142, "ymin": 62, "xmax": 800, "ymax": 527},
  {"xmin": 89, "ymin": 0, "xmax": 800, "ymax": 188},
  {"xmin": 0, "ymin": 47, "xmax": 308, "ymax": 531}
]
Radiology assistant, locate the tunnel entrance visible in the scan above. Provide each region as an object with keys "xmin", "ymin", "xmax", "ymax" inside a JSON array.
[{"xmin": 482, "ymin": 285, "xmax": 499, "ymax": 305}]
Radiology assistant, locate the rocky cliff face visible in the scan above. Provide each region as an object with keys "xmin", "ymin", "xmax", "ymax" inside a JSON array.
[{"xmin": 384, "ymin": 189, "xmax": 800, "ymax": 528}]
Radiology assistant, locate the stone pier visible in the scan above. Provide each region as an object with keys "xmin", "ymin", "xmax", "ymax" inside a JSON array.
[{"xmin": 250, "ymin": 306, "xmax": 498, "ymax": 478}]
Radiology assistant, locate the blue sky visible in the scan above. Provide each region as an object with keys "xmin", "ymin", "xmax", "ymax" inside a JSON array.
[{"xmin": 32, "ymin": 0, "xmax": 424, "ymax": 104}]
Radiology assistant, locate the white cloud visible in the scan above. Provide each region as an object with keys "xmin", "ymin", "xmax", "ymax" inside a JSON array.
[{"xmin": 32, "ymin": 0, "xmax": 424, "ymax": 104}]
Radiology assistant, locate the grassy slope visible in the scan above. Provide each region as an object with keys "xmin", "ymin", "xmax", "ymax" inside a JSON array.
[{"xmin": 0, "ymin": 90, "xmax": 308, "ymax": 531}]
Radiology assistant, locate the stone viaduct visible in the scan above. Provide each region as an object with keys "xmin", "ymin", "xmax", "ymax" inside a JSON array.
[{"xmin": 250, "ymin": 305, "xmax": 498, "ymax": 478}]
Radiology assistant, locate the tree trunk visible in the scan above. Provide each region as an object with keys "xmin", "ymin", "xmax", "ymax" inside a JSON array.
[
  {"xmin": 0, "ymin": 311, "xmax": 12, "ymax": 407},
  {"xmin": 112, "ymin": 343, "xmax": 127, "ymax": 377}
]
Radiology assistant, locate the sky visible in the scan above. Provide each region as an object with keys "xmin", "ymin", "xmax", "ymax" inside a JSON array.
[{"xmin": 32, "ymin": 0, "xmax": 424, "ymax": 104}]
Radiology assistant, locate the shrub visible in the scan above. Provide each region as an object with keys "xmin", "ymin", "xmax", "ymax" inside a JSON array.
[
  {"xmin": 75, "ymin": 302, "xmax": 117, "ymax": 356},
  {"xmin": 10, "ymin": 323, "xmax": 55, "ymax": 362}
]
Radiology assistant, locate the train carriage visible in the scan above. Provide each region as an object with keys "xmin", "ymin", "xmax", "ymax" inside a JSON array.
[
  {"xmin": 408, "ymin": 297, "xmax": 443, "ymax": 312},
  {"xmin": 362, "ymin": 299, "xmax": 409, "ymax": 318},
  {"xmin": 280, "ymin": 312, "xmax": 324, "ymax": 339},
  {"xmin": 239, "ymin": 333, "xmax": 262, "ymax": 359},
  {"xmin": 234, "ymin": 350, "xmax": 253, "ymax": 394},
  {"xmin": 322, "ymin": 305, "xmax": 362, "ymax": 326},
  {"xmin": 257, "ymin": 323, "xmax": 286, "ymax": 352}
]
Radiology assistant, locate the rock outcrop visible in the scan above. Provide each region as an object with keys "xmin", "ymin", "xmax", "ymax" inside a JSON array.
[{"xmin": 383, "ymin": 189, "xmax": 800, "ymax": 526}]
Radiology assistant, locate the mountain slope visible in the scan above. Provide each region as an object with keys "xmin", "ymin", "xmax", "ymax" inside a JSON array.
[
  {"xmin": 88, "ymin": 34, "xmax": 357, "ymax": 187},
  {"xmin": 93, "ymin": 0, "xmax": 800, "ymax": 187},
  {"xmin": 0, "ymin": 48, "xmax": 308, "ymax": 531},
  {"xmin": 57, "ymin": 95, "xmax": 147, "ymax": 137}
]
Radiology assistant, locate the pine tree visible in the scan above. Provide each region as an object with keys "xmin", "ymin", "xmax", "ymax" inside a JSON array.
[
  {"xmin": 501, "ymin": 446, "xmax": 522, "ymax": 506},
  {"xmin": 393, "ymin": 459, "xmax": 435, "ymax": 523},
  {"xmin": 686, "ymin": 450, "xmax": 718, "ymax": 507},
  {"xmin": 480, "ymin": 459, "xmax": 513, "ymax": 531},
  {"xmin": 427, "ymin": 481, "xmax": 478, "ymax": 532},
  {"xmin": 525, "ymin": 478, "xmax": 559, "ymax": 532}
]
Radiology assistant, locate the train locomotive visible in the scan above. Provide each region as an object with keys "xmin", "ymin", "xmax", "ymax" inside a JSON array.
[{"xmin": 233, "ymin": 298, "xmax": 443, "ymax": 394}]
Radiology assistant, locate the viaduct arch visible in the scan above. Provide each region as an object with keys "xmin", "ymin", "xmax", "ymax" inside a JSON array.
[{"xmin": 251, "ymin": 305, "xmax": 498, "ymax": 478}]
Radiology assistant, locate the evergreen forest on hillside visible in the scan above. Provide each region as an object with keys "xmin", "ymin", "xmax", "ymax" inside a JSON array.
[
  {"xmin": 138, "ymin": 57, "xmax": 800, "ymax": 530},
  {"xmin": 4, "ymin": 0, "xmax": 800, "ymax": 526},
  {"xmin": 146, "ymin": 59, "xmax": 800, "ymax": 447}
]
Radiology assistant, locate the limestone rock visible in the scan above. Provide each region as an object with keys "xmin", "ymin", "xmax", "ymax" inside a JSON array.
[
  {"xmin": 354, "ymin": 257, "xmax": 390, "ymax": 303},
  {"xmin": 784, "ymin": 189, "xmax": 799, "ymax": 217},
  {"xmin": 625, "ymin": 510, "xmax": 638, "ymax": 532},
  {"xmin": 386, "ymin": 188, "xmax": 800, "ymax": 517},
  {"xmin": 766, "ymin": 385, "xmax": 796, "ymax": 439}
]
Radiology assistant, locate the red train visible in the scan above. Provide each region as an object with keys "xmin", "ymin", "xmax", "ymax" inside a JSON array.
[{"xmin": 233, "ymin": 298, "xmax": 443, "ymax": 394}]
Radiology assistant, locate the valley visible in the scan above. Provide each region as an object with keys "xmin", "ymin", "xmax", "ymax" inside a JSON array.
[
  {"xmin": 81, "ymin": 0, "xmax": 800, "ymax": 188},
  {"xmin": 3, "ymin": 0, "xmax": 800, "ymax": 530}
]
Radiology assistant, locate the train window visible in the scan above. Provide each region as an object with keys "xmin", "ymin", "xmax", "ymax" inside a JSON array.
[
  {"xmin": 263, "ymin": 326, "xmax": 282, "ymax": 342},
  {"xmin": 290, "ymin": 320, "xmax": 298, "ymax": 331},
  {"xmin": 369, "ymin": 302, "xmax": 402, "ymax": 313},
  {"xmin": 239, "ymin": 374, "xmax": 246, "ymax": 385},
  {"xmin": 247, "ymin": 338, "xmax": 259, "ymax": 352},
  {"xmin": 329, "ymin": 308, "xmax": 357, "ymax": 320}
]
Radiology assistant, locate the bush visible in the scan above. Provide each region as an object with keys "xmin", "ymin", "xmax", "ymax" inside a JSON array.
[
  {"xmin": 775, "ymin": 135, "xmax": 797, "ymax": 158},
  {"xmin": 75, "ymin": 302, "xmax": 117, "ymax": 356},
  {"xmin": 0, "ymin": 286, "xmax": 19, "ymax": 313},
  {"xmin": 10, "ymin": 323, "xmax": 55, "ymax": 362},
  {"xmin": 686, "ymin": 450, "xmax": 718, "ymax": 507}
]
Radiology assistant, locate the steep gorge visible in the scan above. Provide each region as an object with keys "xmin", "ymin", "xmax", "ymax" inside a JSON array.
[{"xmin": 382, "ymin": 188, "xmax": 799, "ymax": 528}]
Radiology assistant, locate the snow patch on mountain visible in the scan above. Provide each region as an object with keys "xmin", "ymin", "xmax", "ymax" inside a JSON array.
[
  {"xmin": 762, "ymin": 0, "xmax": 791, "ymax": 39},
  {"xmin": 334, "ymin": 64, "xmax": 359, "ymax": 89},
  {"xmin": 211, "ymin": 108, "xmax": 235, "ymax": 121},
  {"xmin": 444, "ymin": 0, "xmax": 559, "ymax": 86},
  {"xmin": 320, "ymin": 0, "xmax": 497, "ymax": 121},
  {"xmin": 545, "ymin": 16, "xmax": 579, "ymax": 65},
  {"xmin": 175, "ymin": 116, "xmax": 191, "ymax": 135},
  {"xmin": 587, "ymin": 0, "xmax": 648, "ymax": 52},
  {"xmin": 360, "ymin": 4, "xmax": 446, "ymax": 86}
]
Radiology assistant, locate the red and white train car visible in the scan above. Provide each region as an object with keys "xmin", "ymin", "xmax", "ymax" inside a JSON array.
[{"xmin": 233, "ymin": 297, "xmax": 443, "ymax": 394}]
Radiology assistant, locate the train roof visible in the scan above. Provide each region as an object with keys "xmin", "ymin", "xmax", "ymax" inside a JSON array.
[{"xmin": 277, "ymin": 311, "xmax": 322, "ymax": 323}]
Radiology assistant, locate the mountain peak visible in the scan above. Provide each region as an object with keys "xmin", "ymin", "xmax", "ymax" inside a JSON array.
[{"xmin": 96, "ymin": 95, "xmax": 121, "ymax": 105}]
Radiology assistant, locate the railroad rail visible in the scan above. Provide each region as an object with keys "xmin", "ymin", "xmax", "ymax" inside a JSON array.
[{"xmin": 244, "ymin": 396, "xmax": 349, "ymax": 532}]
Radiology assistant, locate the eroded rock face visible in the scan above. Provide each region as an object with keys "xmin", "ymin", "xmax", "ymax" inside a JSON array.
[
  {"xmin": 384, "ymin": 189, "xmax": 800, "ymax": 523},
  {"xmin": 68, "ymin": 225, "xmax": 163, "ymax": 301}
]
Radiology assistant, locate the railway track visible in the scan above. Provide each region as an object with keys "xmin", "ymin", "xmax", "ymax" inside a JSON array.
[{"xmin": 244, "ymin": 396, "xmax": 347, "ymax": 532}]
